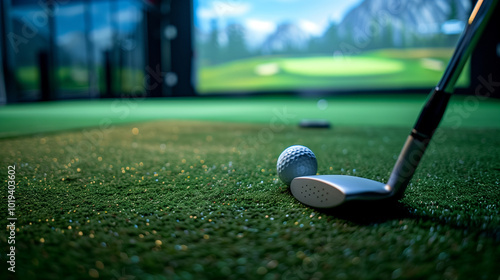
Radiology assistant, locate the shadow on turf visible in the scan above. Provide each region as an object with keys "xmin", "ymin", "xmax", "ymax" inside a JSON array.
[
  {"xmin": 283, "ymin": 187, "xmax": 411, "ymax": 224},
  {"xmin": 312, "ymin": 200, "xmax": 500, "ymax": 240},
  {"xmin": 313, "ymin": 199, "xmax": 411, "ymax": 225}
]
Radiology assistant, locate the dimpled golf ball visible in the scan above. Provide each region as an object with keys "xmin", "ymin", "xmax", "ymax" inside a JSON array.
[{"xmin": 277, "ymin": 145, "xmax": 317, "ymax": 186}]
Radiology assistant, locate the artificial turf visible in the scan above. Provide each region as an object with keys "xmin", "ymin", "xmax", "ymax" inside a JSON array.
[{"xmin": 1, "ymin": 115, "xmax": 499, "ymax": 279}]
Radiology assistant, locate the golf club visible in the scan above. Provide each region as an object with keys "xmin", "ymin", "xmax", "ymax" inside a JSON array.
[{"xmin": 290, "ymin": 0, "xmax": 498, "ymax": 209}]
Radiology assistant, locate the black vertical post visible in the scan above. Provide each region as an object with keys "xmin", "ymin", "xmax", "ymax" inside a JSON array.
[
  {"xmin": 0, "ymin": 39, "xmax": 5, "ymax": 104},
  {"xmin": 160, "ymin": 0, "xmax": 172, "ymax": 97},
  {"xmin": 103, "ymin": 50, "xmax": 113, "ymax": 98},
  {"xmin": 118, "ymin": 48, "xmax": 124, "ymax": 95},
  {"xmin": 145, "ymin": 4, "xmax": 163, "ymax": 97},
  {"xmin": 0, "ymin": 0, "xmax": 6, "ymax": 105},
  {"xmin": 111, "ymin": 0, "xmax": 121, "ymax": 96},
  {"xmin": 0, "ymin": 0, "xmax": 15, "ymax": 103},
  {"xmin": 39, "ymin": 51, "xmax": 52, "ymax": 101},
  {"xmin": 84, "ymin": 0, "xmax": 97, "ymax": 99},
  {"xmin": 47, "ymin": 0, "xmax": 57, "ymax": 100},
  {"xmin": 170, "ymin": 0, "xmax": 194, "ymax": 96}
]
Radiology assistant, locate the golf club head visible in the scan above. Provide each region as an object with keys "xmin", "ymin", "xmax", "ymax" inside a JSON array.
[
  {"xmin": 290, "ymin": 175, "xmax": 392, "ymax": 208},
  {"xmin": 288, "ymin": 0, "xmax": 497, "ymax": 210}
]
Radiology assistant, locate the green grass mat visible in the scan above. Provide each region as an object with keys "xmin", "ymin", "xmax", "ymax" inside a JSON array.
[
  {"xmin": 1, "ymin": 120, "xmax": 499, "ymax": 279},
  {"xmin": 1, "ymin": 95, "xmax": 500, "ymax": 138}
]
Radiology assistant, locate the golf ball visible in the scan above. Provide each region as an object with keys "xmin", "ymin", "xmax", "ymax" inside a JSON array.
[{"xmin": 277, "ymin": 145, "xmax": 318, "ymax": 186}]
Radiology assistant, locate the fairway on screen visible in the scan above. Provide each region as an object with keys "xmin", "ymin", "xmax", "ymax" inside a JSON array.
[{"xmin": 192, "ymin": 0, "xmax": 472, "ymax": 94}]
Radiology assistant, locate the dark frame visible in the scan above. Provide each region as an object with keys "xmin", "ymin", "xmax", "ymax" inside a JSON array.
[{"xmin": 0, "ymin": 0, "xmax": 14, "ymax": 104}]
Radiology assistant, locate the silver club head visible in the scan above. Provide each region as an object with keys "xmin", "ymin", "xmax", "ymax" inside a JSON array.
[{"xmin": 290, "ymin": 175, "xmax": 393, "ymax": 208}]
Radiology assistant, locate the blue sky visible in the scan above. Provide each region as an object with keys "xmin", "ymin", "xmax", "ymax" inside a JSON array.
[{"xmin": 194, "ymin": 0, "xmax": 364, "ymax": 36}]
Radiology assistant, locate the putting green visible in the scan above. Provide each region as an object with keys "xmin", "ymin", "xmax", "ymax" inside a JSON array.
[
  {"xmin": 2, "ymin": 96, "xmax": 500, "ymax": 138},
  {"xmin": 280, "ymin": 56, "xmax": 405, "ymax": 76}
]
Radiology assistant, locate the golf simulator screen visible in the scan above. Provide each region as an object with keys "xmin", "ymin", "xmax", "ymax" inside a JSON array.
[{"xmin": 192, "ymin": 0, "xmax": 472, "ymax": 94}]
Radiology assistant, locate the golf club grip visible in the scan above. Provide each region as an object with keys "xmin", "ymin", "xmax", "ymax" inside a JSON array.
[
  {"xmin": 412, "ymin": 88, "xmax": 451, "ymax": 139},
  {"xmin": 414, "ymin": 0, "xmax": 498, "ymax": 139},
  {"xmin": 413, "ymin": 0, "xmax": 498, "ymax": 139},
  {"xmin": 438, "ymin": 0, "xmax": 499, "ymax": 93}
]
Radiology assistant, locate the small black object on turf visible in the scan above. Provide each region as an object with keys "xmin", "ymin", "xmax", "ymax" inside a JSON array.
[{"xmin": 299, "ymin": 119, "xmax": 331, "ymax": 129}]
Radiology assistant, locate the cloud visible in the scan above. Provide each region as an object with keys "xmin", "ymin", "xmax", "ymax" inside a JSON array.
[
  {"xmin": 298, "ymin": 20, "xmax": 322, "ymax": 36},
  {"xmin": 245, "ymin": 19, "xmax": 276, "ymax": 33},
  {"xmin": 197, "ymin": 8, "xmax": 215, "ymax": 19},
  {"xmin": 198, "ymin": 1, "xmax": 251, "ymax": 19},
  {"xmin": 243, "ymin": 19, "xmax": 276, "ymax": 49}
]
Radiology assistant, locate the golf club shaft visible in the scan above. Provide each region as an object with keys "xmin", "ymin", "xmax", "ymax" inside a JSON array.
[{"xmin": 386, "ymin": 0, "xmax": 498, "ymax": 197}]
